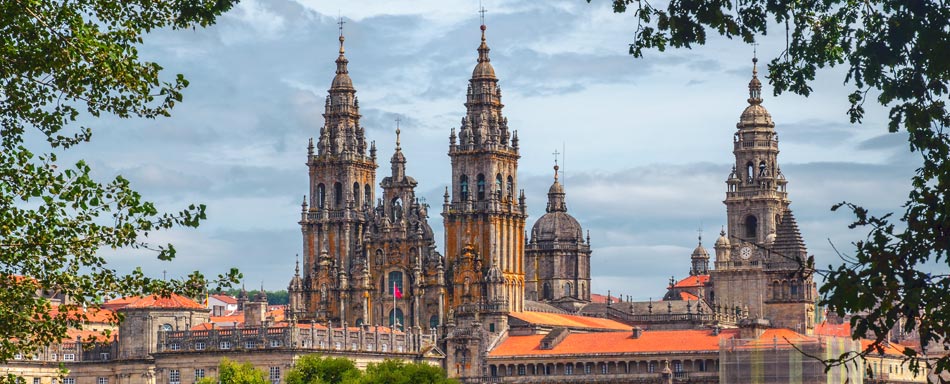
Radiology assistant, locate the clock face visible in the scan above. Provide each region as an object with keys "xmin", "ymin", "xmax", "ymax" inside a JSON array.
[{"xmin": 740, "ymin": 246, "xmax": 753, "ymax": 260}]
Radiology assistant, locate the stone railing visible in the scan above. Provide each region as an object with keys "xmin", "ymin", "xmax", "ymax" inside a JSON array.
[{"xmin": 158, "ymin": 324, "xmax": 437, "ymax": 356}]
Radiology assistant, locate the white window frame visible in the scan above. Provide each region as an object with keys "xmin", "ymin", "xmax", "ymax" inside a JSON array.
[
  {"xmin": 269, "ymin": 339, "xmax": 281, "ymax": 348},
  {"xmin": 96, "ymin": 377, "xmax": 108, "ymax": 384},
  {"xmin": 169, "ymin": 369, "xmax": 180, "ymax": 384},
  {"xmin": 195, "ymin": 368, "xmax": 206, "ymax": 381},
  {"xmin": 268, "ymin": 366, "xmax": 280, "ymax": 384},
  {"xmin": 245, "ymin": 340, "xmax": 256, "ymax": 349},
  {"xmin": 63, "ymin": 353, "xmax": 75, "ymax": 361},
  {"xmin": 219, "ymin": 341, "xmax": 231, "ymax": 350},
  {"xmin": 195, "ymin": 341, "xmax": 206, "ymax": 351}
]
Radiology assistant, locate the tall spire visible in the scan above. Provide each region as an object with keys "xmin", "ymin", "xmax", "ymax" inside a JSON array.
[
  {"xmin": 546, "ymin": 156, "xmax": 567, "ymax": 213},
  {"xmin": 333, "ymin": 17, "xmax": 351, "ymax": 85},
  {"xmin": 748, "ymin": 46, "xmax": 762, "ymax": 105}
]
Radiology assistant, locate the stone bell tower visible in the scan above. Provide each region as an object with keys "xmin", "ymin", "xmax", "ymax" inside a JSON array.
[
  {"xmin": 443, "ymin": 21, "xmax": 527, "ymax": 382},
  {"xmin": 711, "ymin": 57, "xmax": 816, "ymax": 335},
  {"xmin": 442, "ymin": 22, "xmax": 527, "ymax": 317},
  {"xmin": 297, "ymin": 27, "xmax": 378, "ymax": 324}
]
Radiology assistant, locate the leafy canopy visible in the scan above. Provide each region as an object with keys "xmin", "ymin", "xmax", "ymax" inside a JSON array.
[
  {"xmin": 0, "ymin": 0, "xmax": 240, "ymax": 369},
  {"xmin": 283, "ymin": 356, "xmax": 455, "ymax": 384},
  {"xmin": 594, "ymin": 0, "xmax": 950, "ymax": 378},
  {"xmin": 198, "ymin": 359, "xmax": 268, "ymax": 384}
]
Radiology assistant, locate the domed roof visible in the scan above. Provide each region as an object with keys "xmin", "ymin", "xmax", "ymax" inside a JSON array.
[
  {"xmin": 331, "ymin": 73, "xmax": 353, "ymax": 89},
  {"xmin": 548, "ymin": 179, "xmax": 564, "ymax": 195},
  {"xmin": 531, "ymin": 211, "xmax": 583, "ymax": 243},
  {"xmin": 472, "ymin": 25, "xmax": 496, "ymax": 79},
  {"xmin": 691, "ymin": 243, "xmax": 709, "ymax": 258},
  {"xmin": 715, "ymin": 229, "xmax": 730, "ymax": 247},
  {"xmin": 737, "ymin": 57, "xmax": 774, "ymax": 129},
  {"xmin": 738, "ymin": 104, "xmax": 774, "ymax": 129}
]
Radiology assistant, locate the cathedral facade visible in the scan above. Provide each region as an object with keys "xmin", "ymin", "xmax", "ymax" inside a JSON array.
[{"xmin": 285, "ymin": 17, "xmax": 830, "ymax": 384}]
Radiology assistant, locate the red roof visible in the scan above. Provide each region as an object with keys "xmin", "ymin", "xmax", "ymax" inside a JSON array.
[
  {"xmin": 674, "ymin": 275, "xmax": 709, "ymax": 288},
  {"xmin": 50, "ymin": 307, "xmax": 117, "ymax": 324},
  {"xmin": 679, "ymin": 291, "xmax": 699, "ymax": 301},
  {"xmin": 814, "ymin": 321, "xmax": 851, "ymax": 337},
  {"xmin": 490, "ymin": 328, "xmax": 738, "ymax": 356},
  {"xmin": 510, "ymin": 311, "xmax": 630, "ymax": 331},
  {"xmin": 210, "ymin": 294, "xmax": 238, "ymax": 305},
  {"xmin": 590, "ymin": 293, "xmax": 624, "ymax": 304},
  {"xmin": 108, "ymin": 294, "xmax": 205, "ymax": 310}
]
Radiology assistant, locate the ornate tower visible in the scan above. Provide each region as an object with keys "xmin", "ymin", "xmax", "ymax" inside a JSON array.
[
  {"xmin": 711, "ymin": 57, "xmax": 816, "ymax": 334},
  {"xmin": 525, "ymin": 163, "xmax": 591, "ymax": 308},
  {"xmin": 442, "ymin": 23, "xmax": 527, "ymax": 316},
  {"xmin": 689, "ymin": 235, "xmax": 710, "ymax": 276},
  {"xmin": 362, "ymin": 127, "xmax": 444, "ymax": 330},
  {"xmin": 443, "ymin": 22, "xmax": 526, "ymax": 381},
  {"xmin": 297, "ymin": 29, "xmax": 378, "ymax": 324}
]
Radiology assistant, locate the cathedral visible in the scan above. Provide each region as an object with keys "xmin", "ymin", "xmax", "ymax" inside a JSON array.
[{"xmin": 284, "ymin": 17, "xmax": 831, "ymax": 383}]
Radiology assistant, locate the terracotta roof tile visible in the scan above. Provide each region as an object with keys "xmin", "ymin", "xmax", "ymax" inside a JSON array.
[
  {"xmin": 679, "ymin": 292, "xmax": 699, "ymax": 301},
  {"xmin": 814, "ymin": 321, "xmax": 851, "ymax": 337},
  {"xmin": 674, "ymin": 275, "xmax": 709, "ymax": 288},
  {"xmin": 510, "ymin": 311, "xmax": 632, "ymax": 331},
  {"xmin": 110, "ymin": 294, "xmax": 205, "ymax": 310},
  {"xmin": 490, "ymin": 328, "xmax": 738, "ymax": 357}
]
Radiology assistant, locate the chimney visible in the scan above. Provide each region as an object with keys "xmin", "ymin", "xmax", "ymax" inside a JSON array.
[{"xmin": 631, "ymin": 326, "xmax": 644, "ymax": 339}]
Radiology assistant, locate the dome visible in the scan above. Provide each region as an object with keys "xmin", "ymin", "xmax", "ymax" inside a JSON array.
[
  {"xmin": 331, "ymin": 73, "xmax": 353, "ymax": 89},
  {"xmin": 472, "ymin": 61, "xmax": 496, "ymax": 79},
  {"xmin": 715, "ymin": 229, "xmax": 730, "ymax": 248},
  {"xmin": 738, "ymin": 104, "xmax": 774, "ymax": 129},
  {"xmin": 548, "ymin": 179, "xmax": 564, "ymax": 195},
  {"xmin": 691, "ymin": 244, "xmax": 709, "ymax": 258},
  {"xmin": 531, "ymin": 211, "xmax": 583, "ymax": 243}
]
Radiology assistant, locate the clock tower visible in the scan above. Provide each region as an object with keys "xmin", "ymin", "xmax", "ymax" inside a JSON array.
[{"xmin": 710, "ymin": 57, "xmax": 816, "ymax": 335}]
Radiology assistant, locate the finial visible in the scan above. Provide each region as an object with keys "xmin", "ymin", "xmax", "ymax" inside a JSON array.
[
  {"xmin": 395, "ymin": 117, "xmax": 401, "ymax": 149},
  {"xmin": 552, "ymin": 149, "xmax": 561, "ymax": 182},
  {"xmin": 479, "ymin": 3, "xmax": 487, "ymax": 34},
  {"xmin": 697, "ymin": 224, "xmax": 703, "ymax": 245},
  {"xmin": 337, "ymin": 16, "xmax": 346, "ymax": 54},
  {"xmin": 295, "ymin": 254, "xmax": 300, "ymax": 274},
  {"xmin": 752, "ymin": 42, "xmax": 759, "ymax": 75},
  {"xmin": 720, "ymin": 226, "xmax": 726, "ymax": 237},
  {"xmin": 747, "ymin": 43, "xmax": 763, "ymax": 105}
]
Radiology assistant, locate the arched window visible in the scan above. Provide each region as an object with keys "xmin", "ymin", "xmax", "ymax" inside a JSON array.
[
  {"xmin": 460, "ymin": 175, "xmax": 469, "ymax": 201},
  {"xmin": 375, "ymin": 249, "xmax": 383, "ymax": 265},
  {"xmin": 364, "ymin": 184, "xmax": 372, "ymax": 206},
  {"xmin": 543, "ymin": 283, "xmax": 552, "ymax": 300},
  {"xmin": 506, "ymin": 176, "xmax": 514, "ymax": 199},
  {"xmin": 495, "ymin": 174, "xmax": 503, "ymax": 197},
  {"xmin": 334, "ymin": 182, "xmax": 343, "ymax": 207},
  {"xmin": 389, "ymin": 309, "xmax": 404, "ymax": 330},
  {"xmin": 746, "ymin": 162, "xmax": 755, "ymax": 183},
  {"xmin": 790, "ymin": 280, "xmax": 800, "ymax": 298},
  {"xmin": 388, "ymin": 271, "xmax": 404, "ymax": 295},
  {"xmin": 429, "ymin": 315, "xmax": 439, "ymax": 329},
  {"xmin": 391, "ymin": 197, "xmax": 402, "ymax": 221},
  {"xmin": 355, "ymin": 318, "xmax": 363, "ymax": 326},
  {"xmin": 317, "ymin": 184, "xmax": 326, "ymax": 208},
  {"xmin": 772, "ymin": 281, "xmax": 780, "ymax": 300},
  {"xmin": 477, "ymin": 174, "xmax": 486, "ymax": 200},
  {"xmin": 353, "ymin": 182, "xmax": 361, "ymax": 206},
  {"xmin": 758, "ymin": 161, "xmax": 767, "ymax": 176},
  {"xmin": 745, "ymin": 215, "xmax": 757, "ymax": 238},
  {"xmin": 564, "ymin": 282, "xmax": 573, "ymax": 297}
]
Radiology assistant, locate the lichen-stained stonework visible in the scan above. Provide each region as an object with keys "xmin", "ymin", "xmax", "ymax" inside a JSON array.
[{"xmin": 288, "ymin": 31, "xmax": 443, "ymax": 330}]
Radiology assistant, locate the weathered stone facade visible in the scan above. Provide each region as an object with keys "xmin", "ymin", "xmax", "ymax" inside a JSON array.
[
  {"xmin": 289, "ymin": 31, "xmax": 443, "ymax": 330},
  {"xmin": 524, "ymin": 165, "xmax": 592, "ymax": 309},
  {"xmin": 709, "ymin": 58, "xmax": 817, "ymax": 335}
]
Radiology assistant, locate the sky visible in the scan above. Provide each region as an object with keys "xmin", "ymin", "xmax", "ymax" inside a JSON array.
[{"xmin": 77, "ymin": 0, "xmax": 918, "ymax": 299}]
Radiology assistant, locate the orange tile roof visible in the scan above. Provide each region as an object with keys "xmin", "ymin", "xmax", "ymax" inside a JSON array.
[
  {"xmin": 50, "ymin": 307, "xmax": 117, "ymax": 324},
  {"xmin": 674, "ymin": 275, "xmax": 709, "ymax": 288},
  {"xmin": 65, "ymin": 329, "xmax": 115, "ymax": 343},
  {"xmin": 490, "ymin": 328, "xmax": 738, "ymax": 357},
  {"xmin": 861, "ymin": 339, "xmax": 907, "ymax": 357},
  {"xmin": 590, "ymin": 293, "xmax": 626, "ymax": 304},
  {"xmin": 814, "ymin": 321, "xmax": 851, "ymax": 337},
  {"xmin": 741, "ymin": 328, "xmax": 817, "ymax": 347},
  {"xmin": 109, "ymin": 294, "xmax": 205, "ymax": 310},
  {"xmin": 509, "ymin": 311, "xmax": 631, "ymax": 331},
  {"xmin": 679, "ymin": 292, "xmax": 699, "ymax": 301}
]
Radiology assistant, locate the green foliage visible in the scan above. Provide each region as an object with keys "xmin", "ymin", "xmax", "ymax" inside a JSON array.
[
  {"xmin": 285, "ymin": 355, "xmax": 360, "ymax": 384},
  {"xmin": 224, "ymin": 289, "xmax": 290, "ymax": 305},
  {"xmin": 198, "ymin": 358, "xmax": 268, "ymax": 384},
  {"xmin": 594, "ymin": 0, "xmax": 950, "ymax": 378},
  {"xmin": 358, "ymin": 360, "xmax": 455, "ymax": 384},
  {"xmin": 284, "ymin": 356, "xmax": 455, "ymax": 384},
  {"xmin": 0, "ymin": 0, "xmax": 240, "ymax": 367}
]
